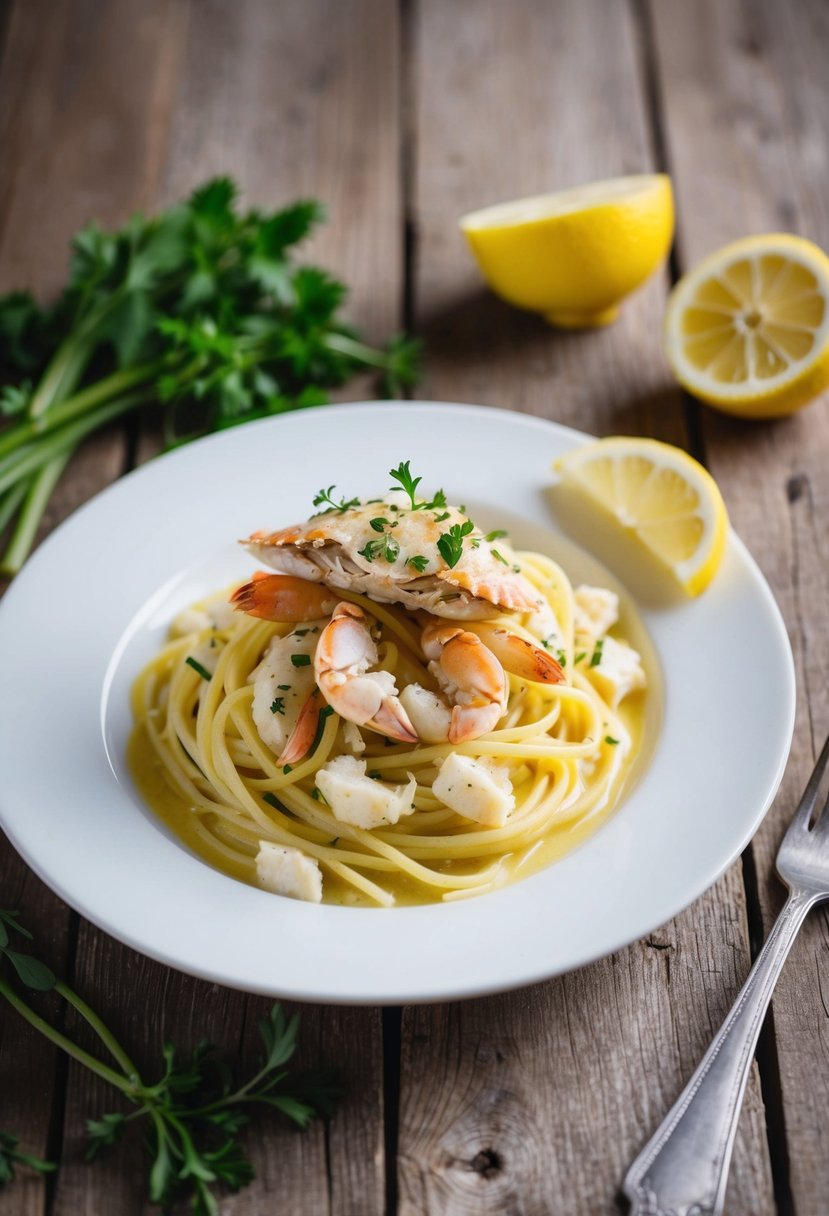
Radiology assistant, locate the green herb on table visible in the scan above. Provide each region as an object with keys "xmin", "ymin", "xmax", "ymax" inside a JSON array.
[
  {"xmin": 0, "ymin": 177, "xmax": 421, "ymax": 575},
  {"xmin": 0, "ymin": 1130, "xmax": 55, "ymax": 1186},
  {"xmin": 0, "ymin": 909, "xmax": 340, "ymax": 1213}
]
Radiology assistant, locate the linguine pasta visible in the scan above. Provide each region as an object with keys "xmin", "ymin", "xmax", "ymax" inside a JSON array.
[{"xmin": 128, "ymin": 550, "xmax": 648, "ymax": 906}]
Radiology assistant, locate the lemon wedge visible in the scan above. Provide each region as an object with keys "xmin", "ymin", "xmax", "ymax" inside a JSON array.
[
  {"xmin": 665, "ymin": 234, "xmax": 829, "ymax": 418},
  {"xmin": 460, "ymin": 175, "xmax": 674, "ymax": 329},
  {"xmin": 555, "ymin": 437, "xmax": 728, "ymax": 596}
]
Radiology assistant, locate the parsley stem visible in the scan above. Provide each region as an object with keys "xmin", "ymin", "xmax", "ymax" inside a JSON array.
[
  {"xmin": 0, "ymin": 478, "xmax": 30, "ymax": 537},
  {"xmin": 322, "ymin": 332, "xmax": 395, "ymax": 371},
  {"xmin": 0, "ymin": 977, "xmax": 136, "ymax": 1097},
  {"xmin": 0, "ymin": 392, "xmax": 150, "ymax": 498},
  {"xmin": 0, "ymin": 449, "xmax": 74, "ymax": 575},
  {"xmin": 54, "ymin": 979, "xmax": 140, "ymax": 1081}
]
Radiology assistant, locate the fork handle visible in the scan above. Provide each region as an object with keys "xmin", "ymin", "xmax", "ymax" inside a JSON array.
[{"xmin": 623, "ymin": 887, "xmax": 817, "ymax": 1216}]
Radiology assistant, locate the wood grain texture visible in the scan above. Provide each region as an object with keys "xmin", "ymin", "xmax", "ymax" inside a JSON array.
[
  {"xmin": 649, "ymin": 1, "xmax": 829, "ymax": 1211},
  {"xmin": 410, "ymin": 0, "xmax": 682, "ymax": 442},
  {"xmin": 399, "ymin": 1, "xmax": 774, "ymax": 1212},
  {"xmin": 0, "ymin": 1, "xmax": 398, "ymax": 1213}
]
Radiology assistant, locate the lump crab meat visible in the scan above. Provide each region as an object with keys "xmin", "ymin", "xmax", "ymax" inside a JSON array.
[{"xmin": 231, "ymin": 488, "xmax": 567, "ymax": 758}]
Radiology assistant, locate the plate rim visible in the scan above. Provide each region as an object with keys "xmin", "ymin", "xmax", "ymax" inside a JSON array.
[{"xmin": 0, "ymin": 401, "xmax": 796, "ymax": 1003}]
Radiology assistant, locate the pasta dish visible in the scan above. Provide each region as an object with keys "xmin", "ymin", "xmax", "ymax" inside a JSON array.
[{"xmin": 129, "ymin": 463, "xmax": 651, "ymax": 907}]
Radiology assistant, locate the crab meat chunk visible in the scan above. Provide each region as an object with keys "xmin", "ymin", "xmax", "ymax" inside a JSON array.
[
  {"xmin": 315, "ymin": 756, "xmax": 417, "ymax": 829},
  {"xmin": 248, "ymin": 626, "xmax": 321, "ymax": 755},
  {"xmin": 399, "ymin": 684, "xmax": 452, "ymax": 743},
  {"xmin": 255, "ymin": 842, "xmax": 323, "ymax": 903},
  {"xmin": 574, "ymin": 585, "xmax": 619, "ymax": 639},
  {"xmin": 432, "ymin": 754, "xmax": 515, "ymax": 827},
  {"xmin": 342, "ymin": 720, "xmax": 366, "ymax": 754},
  {"xmin": 585, "ymin": 635, "xmax": 646, "ymax": 707}
]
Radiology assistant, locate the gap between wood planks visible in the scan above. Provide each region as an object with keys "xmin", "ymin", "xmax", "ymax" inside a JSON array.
[{"xmin": 631, "ymin": 0, "xmax": 793, "ymax": 1212}]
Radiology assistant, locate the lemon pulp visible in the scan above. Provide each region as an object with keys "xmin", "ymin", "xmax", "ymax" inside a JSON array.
[
  {"xmin": 555, "ymin": 437, "xmax": 728, "ymax": 596},
  {"xmin": 665, "ymin": 234, "xmax": 829, "ymax": 417}
]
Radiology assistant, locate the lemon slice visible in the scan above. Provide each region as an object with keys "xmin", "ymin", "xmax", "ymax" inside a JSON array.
[
  {"xmin": 665, "ymin": 234, "xmax": 829, "ymax": 418},
  {"xmin": 555, "ymin": 437, "xmax": 728, "ymax": 596},
  {"xmin": 460, "ymin": 175, "xmax": 674, "ymax": 329}
]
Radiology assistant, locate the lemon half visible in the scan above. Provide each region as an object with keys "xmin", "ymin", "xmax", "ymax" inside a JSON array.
[
  {"xmin": 555, "ymin": 436, "xmax": 728, "ymax": 596},
  {"xmin": 665, "ymin": 234, "xmax": 829, "ymax": 418},
  {"xmin": 461, "ymin": 175, "xmax": 674, "ymax": 328}
]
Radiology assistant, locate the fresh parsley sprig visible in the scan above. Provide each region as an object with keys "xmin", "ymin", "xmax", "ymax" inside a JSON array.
[
  {"xmin": 0, "ymin": 1131, "xmax": 55, "ymax": 1187},
  {"xmin": 0, "ymin": 910, "xmax": 340, "ymax": 1212},
  {"xmin": 312, "ymin": 486, "xmax": 361, "ymax": 515},
  {"xmin": 437, "ymin": 520, "xmax": 474, "ymax": 569},
  {"xmin": 0, "ymin": 178, "xmax": 422, "ymax": 574},
  {"xmin": 388, "ymin": 461, "xmax": 447, "ymax": 512}
]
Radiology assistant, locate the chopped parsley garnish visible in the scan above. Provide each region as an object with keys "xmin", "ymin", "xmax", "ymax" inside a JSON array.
[
  {"xmin": 263, "ymin": 792, "xmax": 291, "ymax": 814},
  {"xmin": 432, "ymin": 510, "xmax": 450, "ymax": 523},
  {"xmin": 437, "ymin": 520, "xmax": 474, "ymax": 568},
  {"xmin": 574, "ymin": 651, "xmax": 587, "ymax": 665},
  {"xmin": 358, "ymin": 535, "xmax": 400, "ymax": 563},
  {"xmin": 270, "ymin": 697, "xmax": 286, "ymax": 715},
  {"xmin": 370, "ymin": 516, "xmax": 391, "ymax": 532},
  {"xmin": 388, "ymin": 460, "xmax": 447, "ymax": 512},
  {"xmin": 556, "ymin": 649, "xmax": 567, "ymax": 667},
  {"xmin": 368, "ymin": 771, "xmax": 382, "ymax": 780},
  {"xmin": 185, "ymin": 656, "xmax": 212, "ymax": 681},
  {"xmin": 590, "ymin": 639, "xmax": 604, "ymax": 668},
  {"xmin": 310, "ymin": 787, "xmax": 328, "ymax": 804},
  {"xmin": 282, "ymin": 764, "xmax": 293, "ymax": 774},
  {"xmin": 291, "ymin": 653, "xmax": 311, "ymax": 667},
  {"xmin": 491, "ymin": 548, "xmax": 508, "ymax": 566},
  {"xmin": 407, "ymin": 555, "xmax": 429, "ymax": 573},
  {"xmin": 605, "ymin": 735, "xmax": 620, "ymax": 745},
  {"xmin": 277, "ymin": 683, "xmax": 291, "ymax": 691},
  {"xmin": 512, "ymin": 564, "xmax": 521, "ymax": 574},
  {"xmin": 312, "ymin": 485, "xmax": 360, "ymax": 514},
  {"xmin": 310, "ymin": 704, "xmax": 335, "ymax": 754},
  {"xmin": 485, "ymin": 529, "xmax": 508, "ymax": 542}
]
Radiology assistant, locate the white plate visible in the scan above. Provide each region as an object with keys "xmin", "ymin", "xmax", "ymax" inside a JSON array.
[{"xmin": 0, "ymin": 403, "xmax": 795, "ymax": 1003}]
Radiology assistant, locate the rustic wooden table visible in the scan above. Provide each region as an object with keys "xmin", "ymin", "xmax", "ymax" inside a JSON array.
[{"xmin": 1, "ymin": 1, "xmax": 827, "ymax": 1213}]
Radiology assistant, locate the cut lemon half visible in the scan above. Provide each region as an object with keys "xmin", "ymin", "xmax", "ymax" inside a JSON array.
[
  {"xmin": 665, "ymin": 234, "xmax": 829, "ymax": 418},
  {"xmin": 555, "ymin": 437, "xmax": 728, "ymax": 596},
  {"xmin": 461, "ymin": 174, "xmax": 674, "ymax": 329}
]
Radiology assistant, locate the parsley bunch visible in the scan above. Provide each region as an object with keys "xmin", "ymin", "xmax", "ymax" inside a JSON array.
[
  {"xmin": 0, "ymin": 909, "xmax": 340, "ymax": 1213},
  {"xmin": 0, "ymin": 178, "xmax": 420, "ymax": 574}
]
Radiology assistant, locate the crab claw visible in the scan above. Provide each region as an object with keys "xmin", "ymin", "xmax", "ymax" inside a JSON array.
[
  {"xmin": 231, "ymin": 573, "xmax": 339, "ymax": 623},
  {"xmin": 468, "ymin": 623, "xmax": 566, "ymax": 685},
  {"xmin": 315, "ymin": 602, "xmax": 418, "ymax": 744}
]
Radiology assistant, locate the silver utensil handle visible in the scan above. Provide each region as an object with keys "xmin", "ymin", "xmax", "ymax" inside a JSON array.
[{"xmin": 623, "ymin": 888, "xmax": 816, "ymax": 1216}]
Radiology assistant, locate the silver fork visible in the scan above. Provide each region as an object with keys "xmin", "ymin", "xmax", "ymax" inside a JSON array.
[{"xmin": 624, "ymin": 733, "xmax": 829, "ymax": 1216}]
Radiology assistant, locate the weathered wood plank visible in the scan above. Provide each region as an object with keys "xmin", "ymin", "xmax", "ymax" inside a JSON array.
[
  {"xmin": 650, "ymin": 1, "xmax": 829, "ymax": 1212},
  {"xmin": 399, "ymin": 1, "xmax": 774, "ymax": 1212},
  {"xmin": 0, "ymin": 1, "xmax": 158, "ymax": 1209},
  {"xmin": 0, "ymin": 2, "xmax": 398, "ymax": 1213}
]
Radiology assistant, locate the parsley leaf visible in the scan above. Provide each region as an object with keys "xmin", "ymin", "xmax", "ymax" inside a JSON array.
[
  {"xmin": 358, "ymin": 535, "xmax": 400, "ymax": 563},
  {"xmin": 186, "ymin": 656, "xmax": 212, "ymax": 682},
  {"xmin": 291, "ymin": 654, "xmax": 311, "ymax": 667},
  {"xmin": 485, "ymin": 529, "xmax": 508, "ymax": 541},
  {"xmin": 437, "ymin": 520, "xmax": 474, "ymax": 568},
  {"xmin": 312, "ymin": 486, "xmax": 360, "ymax": 515},
  {"xmin": 590, "ymin": 639, "xmax": 604, "ymax": 668},
  {"xmin": 270, "ymin": 698, "xmax": 286, "ymax": 715},
  {"xmin": 406, "ymin": 555, "xmax": 429, "ymax": 573}
]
